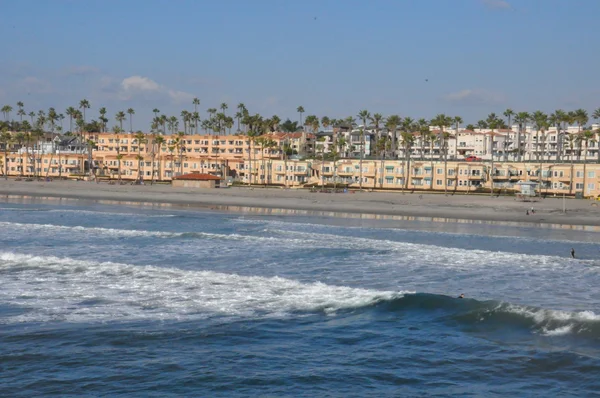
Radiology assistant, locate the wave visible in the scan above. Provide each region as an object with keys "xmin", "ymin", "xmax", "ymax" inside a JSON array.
[
  {"xmin": 0, "ymin": 252, "xmax": 403, "ymax": 324},
  {"xmin": 373, "ymin": 293, "xmax": 600, "ymax": 338},
  {"xmin": 0, "ymin": 221, "xmax": 307, "ymax": 244},
  {"xmin": 3, "ymin": 221, "xmax": 596, "ymax": 271},
  {"xmin": 233, "ymin": 217, "xmax": 600, "ymax": 246},
  {"xmin": 0, "ymin": 207, "xmax": 176, "ymax": 218},
  {"xmin": 1, "ymin": 251, "xmax": 598, "ymax": 339},
  {"xmin": 266, "ymin": 228, "xmax": 597, "ymax": 268}
]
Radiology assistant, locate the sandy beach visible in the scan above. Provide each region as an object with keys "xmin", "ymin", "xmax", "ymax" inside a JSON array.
[{"xmin": 1, "ymin": 179, "xmax": 600, "ymax": 227}]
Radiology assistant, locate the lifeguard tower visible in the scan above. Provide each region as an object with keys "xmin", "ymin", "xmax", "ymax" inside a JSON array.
[{"xmin": 516, "ymin": 181, "xmax": 539, "ymax": 201}]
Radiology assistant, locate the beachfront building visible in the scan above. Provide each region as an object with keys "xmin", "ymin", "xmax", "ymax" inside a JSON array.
[
  {"xmin": 93, "ymin": 132, "xmax": 287, "ymax": 181},
  {"xmin": 245, "ymin": 158, "xmax": 600, "ymax": 199},
  {"xmin": 3, "ymin": 127, "xmax": 600, "ymax": 198}
]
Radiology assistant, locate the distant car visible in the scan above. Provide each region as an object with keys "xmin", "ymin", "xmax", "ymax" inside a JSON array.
[{"xmin": 465, "ymin": 156, "xmax": 482, "ymax": 162}]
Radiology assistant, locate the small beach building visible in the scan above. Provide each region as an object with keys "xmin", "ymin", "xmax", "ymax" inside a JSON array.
[
  {"xmin": 516, "ymin": 181, "xmax": 538, "ymax": 200},
  {"xmin": 172, "ymin": 173, "xmax": 222, "ymax": 188}
]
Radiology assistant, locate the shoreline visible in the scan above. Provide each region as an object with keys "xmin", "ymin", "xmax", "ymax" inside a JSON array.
[{"xmin": 1, "ymin": 180, "xmax": 600, "ymax": 228}]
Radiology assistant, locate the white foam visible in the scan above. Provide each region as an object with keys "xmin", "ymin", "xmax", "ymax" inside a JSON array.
[
  {"xmin": 0, "ymin": 221, "xmax": 309, "ymax": 243},
  {"xmin": 0, "ymin": 252, "xmax": 402, "ymax": 324},
  {"xmin": 541, "ymin": 324, "xmax": 574, "ymax": 336},
  {"xmin": 268, "ymin": 229, "xmax": 591, "ymax": 269},
  {"xmin": 503, "ymin": 304, "xmax": 600, "ymax": 324}
]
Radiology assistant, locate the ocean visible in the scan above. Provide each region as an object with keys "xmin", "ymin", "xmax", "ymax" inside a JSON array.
[{"xmin": 1, "ymin": 197, "xmax": 600, "ymax": 397}]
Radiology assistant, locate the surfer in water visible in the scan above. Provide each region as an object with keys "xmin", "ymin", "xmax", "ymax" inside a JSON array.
[
  {"xmin": 571, "ymin": 248, "xmax": 575, "ymax": 258},
  {"xmin": 458, "ymin": 293, "xmax": 465, "ymax": 299}
]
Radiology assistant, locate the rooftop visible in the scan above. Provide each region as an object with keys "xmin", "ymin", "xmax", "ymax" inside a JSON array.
[{"xmin": 173, "ymin": 173, "xmax": 222, "ymax": 181}]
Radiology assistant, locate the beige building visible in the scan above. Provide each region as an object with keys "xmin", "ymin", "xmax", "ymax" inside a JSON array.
[{"xmin": 3, "ymin": 130, "xmax": 600, "ymax": 199}]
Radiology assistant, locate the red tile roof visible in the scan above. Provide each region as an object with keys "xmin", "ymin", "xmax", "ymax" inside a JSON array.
[{"xmin": 174, "ymin": 173, "xmax": 222, "ymax": 181}]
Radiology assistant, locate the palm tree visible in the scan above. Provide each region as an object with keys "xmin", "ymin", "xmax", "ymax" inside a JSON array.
[
  {"xmin": 14, "ymin": 132, "xmax": 25, "ymax": 177},
  {"xmin": 370, "ymin": 113, "xmax": 383, "ymax": 159},
  {"xmin": 593, "ymin": 108, "xmax": 600, "ymax": 164},
  {"xmin": 127, "ymin": 108, "xmax": 135, "ymax": 132},
  {"xmin": 400, "ymin": 131, "xmax": 415, "ymax": 191},
  {"xmin": 1, "ymin": 105, "xmax": 13, "ymax": 122},
  {"xmin": 385, "ymin": 115, "xmax": 401, "ymax": 159},
  {"xmin": 513, "ymin": 112, "xmax": 530, "ymax": 162},
  {"xmin": 17, "ymin": 102, "xmax": 25, "ymax": 124},
  {"xmin": 357, "ymin": 110, "xmax": 371, "ymax": 190},
  {"xmin": 532, "ymin": 111, "xmax": 549, "ymax": 194},
  {"xmin": 431, "ymin": 114, "xmax": 452, "ymax": 194},
  {"xmin": 549, "ymin": 110, "xmax": 565, "ymax": 162},
  {"xmin": 0, "ymin": 128, "xmax": 12, "ymax": 180},
  {"xmin": 193, "ymin": 97, "xmax": 200, "ymax": 114},
  {"xmin": 99, "ymin": 107, "xmax": 107, "ymax": 132},
  {"xmin": 502, "ymin": 110, "xmax": 513, "ymax": 161},
  {"xmin": 574, "ymin": 109, "xmax": 588, "ymax": 160},
  {"xmin": 243, "ymin": 113, "xmax": 264, "ymax": 185},
  {"xmin": 65, "ymin": 106, "xmax": 76, "ymax": 134},
  {"xmin": 297, "ymin": 106, "xmax": 305, "ymax": 128},
  {"xmin": 220, "ymin": 102, "xmax": 228, "ymax": 116},
  {"xmin": 486, "ymin": 113, "xmax": 502, "ymax": 196},
  {"xmin": 453, "ymin": 116, "xmax": 463, "ymax": 160},
  {"xmin": 134, "ymin": 131, "xmax": 146, "ymax": 182},
  {"xmin": 154, "ymin": 135, "xmax": 165, "ymax": 183},
  {"xmin": 28, "ymin": 111, "xmax": 35, "ymax": 125},
  {"xmin": 580, "ymin": 129, "xmax": 594, "ymax": 198},
  {"xmin": 532, "ymin": 111, "xmax": 547, "ymax": 162},
  {"xmin": 79, "ymin": 99, "xmax": 90, "ymax": 137},
  {"xmin": 416, "ymin": 118, "xmax": 428, "ymax": 160},
  {"xmin": 115, "ymin": 111, "xmax": 126, "ymax": 132}
]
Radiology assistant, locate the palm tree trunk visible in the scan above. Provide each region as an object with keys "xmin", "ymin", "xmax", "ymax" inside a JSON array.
[
  {"xmin": 583, "ymin": 140, "xmax": 588, "ymax": 198},
  {"xmin": 404, "ymin": 147, "xmax": 411, "ymax": 191},
  {"xmin": 429, "ymin": 143, "xmax": 434, "ymax": 191},
  {"xmin": 444, "ymin": 140, "xmax": 448, "ymax": 195},
  {"xmin": 359, "ymin": 128, "xmax": 364, "ymax": 190},
  {"xmin": 490, "ymin": 132, "xmax": 494, "ymax": 196}
]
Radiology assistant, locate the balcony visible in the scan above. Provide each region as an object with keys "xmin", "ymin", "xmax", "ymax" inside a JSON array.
[{"xmin": 467, "ymin": 174, "xmax": 484, "ymax": 180}]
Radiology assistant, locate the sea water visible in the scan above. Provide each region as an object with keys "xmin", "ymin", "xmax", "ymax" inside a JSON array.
[{"xmin": 1, "ymin": 198, "xmax": 600, "ymax": 396}]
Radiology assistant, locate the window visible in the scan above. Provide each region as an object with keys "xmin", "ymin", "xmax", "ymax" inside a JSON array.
[
  {"xmin": 447, "ymin": 179, "xmax": 454, "ymax": 186},
  {"xmin": 588, "ymin": 172, "xmax": 595, "ymax": 178},
  {"xmin": 437, "ymin": 168, "xmax": 443, "ymax": 175},
  {"xmin": 436, "ymin": 179, "xmax": 443, "ymax": 185},
  {"xmin": 576, "ymin": 171, "xmax": 584, "ymax": 178},
  {"xmin": 576, "ymin": 183, "xmax": 584, "ymax": 190},
  {"xmin": 588, "ymin": 183, "xmax": 595, "ymax": 190}
]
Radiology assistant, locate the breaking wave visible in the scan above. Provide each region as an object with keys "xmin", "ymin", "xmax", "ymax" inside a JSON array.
[{"xmin": 0, "ymin": 252, "xmax": 402, "ymax": 324}]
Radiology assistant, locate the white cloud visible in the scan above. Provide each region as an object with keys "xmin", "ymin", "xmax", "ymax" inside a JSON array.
[
  {"xmin": 168, "ymin": 90, "xmax": 195, "ymax": 104},
  {"xmin": 119, "ymin": 75, "xmax": 194, "ymax": 104},
  {"xmin": 121, "ymin": 75, "xmax": 161, "ymax": 92},
  {"xmin": 18, "ymin": 76, "xmax": 53, "ymax": 94},
  {"xmin": 443, "ymin": 89, "xmax": 505, "ymax": 105},
  {"xmin": 480, "ymin": 0, "xmax": 511, "ymax": 9}
]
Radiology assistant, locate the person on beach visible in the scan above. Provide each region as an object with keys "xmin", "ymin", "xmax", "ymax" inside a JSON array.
[
  {"xmin": 571, "ymin": 248, "xmax": 575, "ymax": 258},
  {"xmin": 526, "ymin": 210, "xmax": 529, "ymax": 215},
  {"xmin": 458, "ymin": 293, "xmax": 465, "ymax": 299}
]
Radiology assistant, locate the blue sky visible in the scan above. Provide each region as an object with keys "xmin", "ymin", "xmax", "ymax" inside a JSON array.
[{"xmin": 1, "ymin": 0, "xmax": 599, "ymax": 130}]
